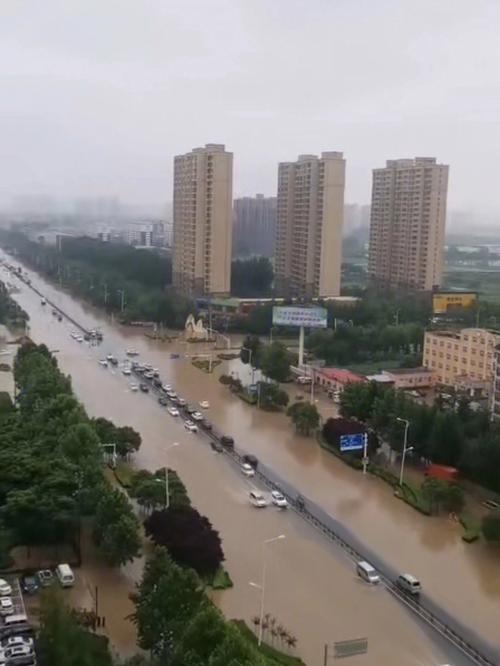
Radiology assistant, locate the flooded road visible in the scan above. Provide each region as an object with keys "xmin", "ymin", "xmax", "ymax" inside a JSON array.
[{"xmin": 3, "ymin": 261, "xmax": 496, "ymax": 665}]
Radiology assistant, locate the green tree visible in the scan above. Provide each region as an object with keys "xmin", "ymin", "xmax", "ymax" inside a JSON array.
[
  {"xmin": 287, "ymin": 402, "xmax": 320, "ymax": 436},
  {"xmin": 482, "ymin": 511, "xmax": 500, "ymax": 542},
  {"xmin": 259, "ymin": 342, "xmax": 290, "ymax": 383},
  {"xmin": 240, "ymin": 335, "xmax": 262, "ymax": 367},
  {"xmin": 93, "ymin": 486, "xmax": 141, "ymax": 565},
  {"xmin": 340, "ymin": 382, "xmax": 380, "ymax": 421},
  {"xmin": 258, "ymin": 383, "xmax": 289, "ymax": 410},
  {"xmin": 231, "ymin": 257, "xmax": 274, "ymax": 297},
  {"xmin": 442, "ymin": 484, "xmax": 465, "ymax": 514},
  {"xmin": 131, "ymin": 547, "xmax": 204, "ymax": 655}
]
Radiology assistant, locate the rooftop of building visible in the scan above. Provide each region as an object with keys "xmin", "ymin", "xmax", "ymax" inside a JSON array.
[
  {"xmin": 317, "ymin": 367, "xmax": 365, "ymax": 384},
  {"xmin": 426, "ymin": 328, "xmax": 500, "ymax": 339}
]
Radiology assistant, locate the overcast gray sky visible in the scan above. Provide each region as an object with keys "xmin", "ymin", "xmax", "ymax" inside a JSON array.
[{"xmin": 1, "ymin": 0, "xmax": 499, "ymax": 214}]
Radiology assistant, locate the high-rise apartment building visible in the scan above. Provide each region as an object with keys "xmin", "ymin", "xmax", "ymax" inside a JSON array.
[
  {"xmin": 275, "ymin": 152, "xmax": 345, "ymax": 299},
  {"xmin": 233, "ymin": 194, "xmax": 277, "ymax": 258},
  {"xmin": 368, "ymin": 157, "xmax": 449, "ymax": 291},
  {"xmin": 172, "ymin": 144, "xmax": 233, "ymax": 296}
]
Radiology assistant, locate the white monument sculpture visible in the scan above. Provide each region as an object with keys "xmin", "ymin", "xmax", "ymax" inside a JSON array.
[{"xmin": 184, "ymin": 314, "xmax": 209, "ymax": 341}]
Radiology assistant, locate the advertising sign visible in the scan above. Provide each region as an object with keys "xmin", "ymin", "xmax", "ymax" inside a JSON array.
[
  {"xmin": 272, "ymin": 306, "xmax": 327, "ymax": 329},
  {"xmin": 339, "ymin": 433, "xmax": 365, "ymax": 452}
]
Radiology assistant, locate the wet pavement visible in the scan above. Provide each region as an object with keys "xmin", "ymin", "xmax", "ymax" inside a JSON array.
[{"xmin": 2, "ymin": 259, "xmax": 498, "ymax": 665}]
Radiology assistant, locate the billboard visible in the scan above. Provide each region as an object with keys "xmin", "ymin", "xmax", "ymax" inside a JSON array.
[
  {"xmin": 432, "ymin": 291, "xmax": 477, "ymax": 314},
  {"xmin": 272, "ymin": 306, "xmax": 327, "ymax": 329},
  {"xmin": 339, "ymin": 433, "xmax": 365, "ymax": 452}
]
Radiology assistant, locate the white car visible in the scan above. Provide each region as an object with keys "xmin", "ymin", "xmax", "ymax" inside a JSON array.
[
  {"xmin": 70, "ymin": 331, "xmax": 79, "ymax": 339},
  {"xmin": 191, "ymin": 411, "xmax": 204, "ymax": 421},
  {"xmin": 130, "ymin": 383, "xmax": 139, "ymax": 392},
  {"xmin": 0, "ymin": 598, "xmax": 13, "ymax": 616},
  {"xmin": 199, "ymin": 400, "xmax": 210, "ymax": 409},
  {"xmin": 271, "ymin": 491, "xmax": 288, "ymax": 508},
  {"xmin": 3, "ymin": 645, "xmax": 33, "ymax": 660},
  {"xmin": 76, "ymin": 336, "xmax": 84, "ymax": 343},
  {"xmin": 0, "ymin": 580, "xmax": 11, "ymax": 597},
  {"xmin": 161, "ymin": 384, "xmax": 172, "ymax": 392},
  {"xmin": 184, "ymin": 420, "xmax": 198, "ymax": 433},
  {"xmin": 166, "ymin": 390, "xmax": 177, "ymax": 399},
  {"xmin": 168, "ymin": 407, "xmax": 179, "ymax": 417},
  {"xmin": 125, "ymin": 349, "xmax": 139, "ymax": 356},
  {"xmin": 98, "ymin": 359, "xmax": 108, "ymax": 367},
  {"xmin": 241, "ymin": 463, "xmax": 255, "ymax": 478},
  {"xmin": 1, "ymin": 636, "xmax": 33, "ymax": 650},
  {"xmin": 249, "ymin": 491, "xmax": 268, "ymax": 507},
  {"xmin": 122, "ymin": 368, "xmax": 131, "ymax": 376},
  {"xmin": 106, "ymin": 354, "xmax": 115, "ymax": 361}
]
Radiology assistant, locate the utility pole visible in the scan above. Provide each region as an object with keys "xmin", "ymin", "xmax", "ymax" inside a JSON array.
[{"xmin": 103, "ymin": 282, "xmax": 109, "ymax": 305}]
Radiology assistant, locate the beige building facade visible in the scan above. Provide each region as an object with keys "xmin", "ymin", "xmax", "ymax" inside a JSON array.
[
  {"xmin": 172, "ymin": 144, "xmax": 233, "ymax": 296},
  {"xmin": 368, "ymin": 157, "xmax": 449, "ymax": 291},
  {"xmin": 423, "ymin": 328, "xmax": 500, "ymax": 394},
  {"xmin": 274, "ymin": 152, "xmax": 345, "ymax": 299}
]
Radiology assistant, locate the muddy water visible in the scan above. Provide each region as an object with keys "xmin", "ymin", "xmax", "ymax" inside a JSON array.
[{"xmin": 3, "ymin": 262, "xmax": 495, "ymax": 665}]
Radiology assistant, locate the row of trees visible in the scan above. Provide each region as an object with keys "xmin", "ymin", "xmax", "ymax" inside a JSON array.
[
  {"xmin": 0, "ymin": 341, "xmax": 141, "ymax": 566},
  {"xmin": 0, "ymin": 280, "xmax": 28, "ymax": 328},
  {"xmin": 240, "ymin": 336, "xmax": 292, "ymax": 382},
  {"xmin": 339, "ymin": 381, "xmax": 500, "ymax": 493}
]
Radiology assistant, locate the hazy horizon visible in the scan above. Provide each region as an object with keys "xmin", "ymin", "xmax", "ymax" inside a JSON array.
[{"xmin": 1, "ymin": 1, "xmax": 499, "ymax": 221}]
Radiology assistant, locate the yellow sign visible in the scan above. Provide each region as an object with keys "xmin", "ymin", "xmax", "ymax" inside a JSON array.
[{"xmin": 433, "ymin": 292, "xmax": 477, "ymax": 314}]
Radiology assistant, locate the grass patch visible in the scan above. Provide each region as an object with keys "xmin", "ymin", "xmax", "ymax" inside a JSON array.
[
  {"xmin": 232, "ymin": 620, "xmax": 305, "ymax": 666},
  {"xmin": 206, "ymin": 567, "xmax": 233, "ymax": 590},
  {"xmin": 191, "ymin": 358, "xmax": 222, "ymax": 373},
  {"xmin": 113, "ymin": 462, "xmax": 135, "ymax": 489},
  {"xmin": 346, "ymin": 359, "xmax": 403, "ymax": 376},
  {"xmin": 459, "ymin": 512, "xmax": 481, "ymax": 543}
]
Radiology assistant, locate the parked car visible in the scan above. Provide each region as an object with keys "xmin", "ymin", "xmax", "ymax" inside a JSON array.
[
  {"xmin": 168, "ymin": 407, "xmax": 179, "ymax": 417},
  {"xmin": 0, "ymin": 581, "xmax": 11, "ymax": 597},
  {"xmin": 139, "ymin": 383, "xmax": 149, "ymax": 393},
  {"xmin": 158, "ymin": 396, "xmax": 168, "ymax": 406},
  {"xmin": 37, "ymin": 569, "xmax": 54, "ymax": 588},
  {"xmin": 201, "ymin": 419, "xmax": 212, "ymax": 431},
  {"xmin": 3, "ymin": 644, "xmax": 34, "ymax": 660},
  {"xmin": 98, "ymin": 359, "xmax": 108, "ymax": 367},
  {"xmin": 184, "ymin": 420, "xmax": 198, "ymax": 433},
  {"xmin": 152, "ymin": 378, "xmax": 162, "ymax": 388},
  {"xmin": 177, "ymin": 398, "xmax": 187, "ymax": 407},
  {"xmin": 0, "ymin": 598, "xmax": 13, "ymax": 616},
  {"xmin": 20, "ymin": 574, "xmax": 38, "ymax": 595},
  {"xmin": 122, "ymin": 368, "xmax": 131, "ymax": 376},
  {"xmin": 55, "ymin": 563, "xmax": 75, "ymax": 588},
  {"xmin": 220, "ymin": 435, "xmax": 234, "ymax": 449},
  {"xmin": 1, "ymin": 636, "xmax": 33, "ymax": 650},
  {"xmin": 130, "ymin": 383, "xmax": 139, "ymax": 392},
  {"xmin": 199, "ymin": 400, "xmax": 210, "ymax": 409},
  {"xmin": 271, "ymin": 490, "xmax": 288, "ymax": 508},
  {"xmin": 191, "ymin": 411, "xmax": 203, "ymax": 422},
  {"xmin": 210, "ymin": 440, "xmax": 223, "ymax": 453},
  {"xmin": 241, "ymin": 463, "xmax": 255, "ymax": 478},
  {"xmin": 185, "ymin": 405, "xmax": 197, "ymax": 415},
  {"xmin": 242, "ymin": 454, "xmax": 258, "ymax": 469},
  {"xmin": 249, "ymin": 491, "xmax": 268, "ymax": 508}
]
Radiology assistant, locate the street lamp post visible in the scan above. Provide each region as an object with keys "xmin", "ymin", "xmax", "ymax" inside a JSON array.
[
  {"xmin": 250, "ymin": 534, "xmax": 286, "ymax": 646},
  {"xmin": 396, "ymin": 417, "xmax": 411, "ymax": 486},
  {"xmin": 156, "ymin": 442, "xmax": 181, "ymax": 509}
]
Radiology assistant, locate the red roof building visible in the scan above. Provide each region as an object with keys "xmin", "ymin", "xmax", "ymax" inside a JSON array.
[{"xmin": 315, "ymin": 368, "xmax": 365, "ymax": 392}]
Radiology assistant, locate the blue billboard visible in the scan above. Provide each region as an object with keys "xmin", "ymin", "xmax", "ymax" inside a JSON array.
[{"xmin": 340, "ymin": 433, "xmax": 365, "ymax": 452}]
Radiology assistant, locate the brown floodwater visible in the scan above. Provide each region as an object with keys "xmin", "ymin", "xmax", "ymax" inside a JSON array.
[{"xmin": 3, "ymin": 260, "xmax": 498, "ymax": 666}]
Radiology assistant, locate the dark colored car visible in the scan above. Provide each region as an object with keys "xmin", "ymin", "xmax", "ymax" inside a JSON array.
[
  {"xmin": 201, "ymin": 419, "xmax": 212, "ymax": 431},
  {"xmin": 158, "ymin": 396, "xmax": 168, "ymax": 406},
  {"xmin": 21, "ymin": 574, "xmax": 39, "ymax": 595},
  {"xmin": 139, "ymin": 383, "xmax": 149, "ymax": 393},
  {"xmin": 220, "ymin": 435, "xmax": 234, "ymax": 449},
  {"xmin": 152, "ymin": 378, "xmax": 162, "ymax": 388},
  {"xmin": 210, "ymin": 440, "xmax": 223, "ymax": 453},
  {"xmin": 186, "ymin": 405, "xmax": 197, "ymax": 415},
  {"xmin": 153, "ymin": 371, "xmax": 160, "ymax": 378},
  {"xmin": 242, "ymin": 454, "xmax": 258, "ymax": 469},
  {"xmin": 109, "ymin": 357, "xmax": 118, "ymax": 366}
]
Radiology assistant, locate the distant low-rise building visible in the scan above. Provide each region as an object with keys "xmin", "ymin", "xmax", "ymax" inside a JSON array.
[
  {"xmin": 315, "ymin": 368, "xmax": 365, "ymax": 393},
  {"xmin": 423, "ymin": 328, "xmax": 500, "ymax": 396},
  {"xmin": 378, "ymin": 367, "xmax": 436, "ymax": 390}
]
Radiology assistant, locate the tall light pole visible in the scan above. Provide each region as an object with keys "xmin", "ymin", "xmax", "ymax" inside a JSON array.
[
  {"xmin": 156, "ymin": 442, "xmax": 181, "ymax": 509},
  {"xmin": 117, "ymin": 289, "xmax": 126, "ymax": 313},
  {"xmin": 249, "ymin": 534, "xmax": 286, "ymax": 646},
  {"xmin": 396, "ymin": 417, "xmax": 411, "ymax": 486}
]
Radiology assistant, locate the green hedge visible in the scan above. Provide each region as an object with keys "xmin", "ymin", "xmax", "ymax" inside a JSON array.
[{"xmin": 459, "ymin": 512, "xmax": 481, "ymax": 543}]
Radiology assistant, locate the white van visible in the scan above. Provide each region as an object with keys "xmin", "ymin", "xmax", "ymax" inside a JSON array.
[
  {"xmin": 356, "ymin": 561, "xmax": 380, "ymax": 584},
  {"xmin": 397, "ymin": 573, "xmax": 421, "ymax": 596},
  {"xmin": 55, "ymin": 564, "xmax": 75, "ymax": 588},
  {"xmin": 3, "ymin": 614, "xmax": 28, "ymax": 628}
]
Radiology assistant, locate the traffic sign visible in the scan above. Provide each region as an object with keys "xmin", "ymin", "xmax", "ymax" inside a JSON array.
[{"xmin": 339, "ymin": 433, "xmax": 365, "ymax": 452}]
